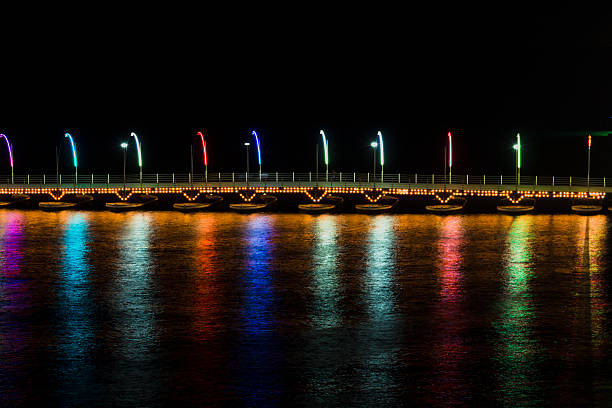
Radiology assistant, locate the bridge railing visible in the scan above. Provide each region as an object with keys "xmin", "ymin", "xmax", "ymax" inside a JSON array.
[{"xmin": 0, "ymin": 173, "xmax": 607, "ymax": 188}]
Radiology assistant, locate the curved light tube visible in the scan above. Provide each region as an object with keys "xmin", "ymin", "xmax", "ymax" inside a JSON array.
[
  {"xmin": 0, "ymin": 134, "xmax": 13, "ymax": 168},
  {"xmin": 197, "ymin": 131, "xmax": 207, "ymax": 166},
  {"xmin": 252, "ymin": 130, "xmax": 261, "ymax": 166},
  {"xmin": 516, "ymin": 133, "xmax": 521, "ymax": 169},
  {"xmin": 130, "ymin": 132, "xmax": 143, "ymax": 167},
  {"xmin": 64, "ymin": 133, "xmax": 77, "ymax": 168},
  {"xmin": 448, "ymin": 131, "xmax": 453, "ymax": 168},
  {"xmin": 320, "ymin": 130, "xmax": 329, "ymax": 165},
  {"xmin": 377, "ymin": 131, "xmax": 384, "ymax": 166}
]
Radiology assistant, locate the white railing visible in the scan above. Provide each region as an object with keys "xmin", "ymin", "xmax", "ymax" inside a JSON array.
[{"xmin": 0, "ymin": 173, "xmax": 606, "ymax": 188}]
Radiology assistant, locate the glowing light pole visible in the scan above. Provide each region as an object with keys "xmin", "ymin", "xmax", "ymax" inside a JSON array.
[
  {"xmin": 513, "ymin": 133, "xmax": 521, "ymax": 191},
  {"xmin": 448, "ymin": 131, "xmax": 453, "ymax": 182},
  {"xmin": 0, "ymin": 134, "xmax": 14, "ymax": 184},
  {"xmin": 197, "ymin": 131, "xmax": 208, "ymax": 183},
  {"xmin": 587, "ymin": 133, "xmax": 592, "ymax": 191},
  {"xmin": 370, "ymin": 141, "xmax": 378, "ymax": 187},
  {"xmin": 320, "ymin": 130, "xmax": 329, "ymax": 182},
  {"xmin": 251, "ymin": 130, "xmax": 261, "ymax": 181},
  {"xmin": 377, "ymin": 131, "xmax": 384, "ymax": 182},
  {"xmin": 244, "ymin": 142, "xmax": 250, "ymax": 187},
  {"xmin": 130, "ymin": 132, "xmax": 143, "ymax": 185},
  {"xmin": 64, "ymin": 133, "xmax": 77, "ymax": 186},
  {"xmin": 121, "ymin": 142, "xmax": 128, "ymax": 189}
]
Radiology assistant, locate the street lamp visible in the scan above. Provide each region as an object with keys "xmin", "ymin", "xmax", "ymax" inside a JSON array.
[
  {"xmin": 244, "ymin": 142, "xmax": 250, "ymax": 186},
  {"xmin": 513, "ymin": 133, "xmax": 521, "ymax": 190},
  {"xmin": 370, "ymin": 141, "xmax": 378, "ymax": 186},
  {"xmin": 130, "ymin": 132, "xmax": 143, "ymax": 185},
  {"xmin": 121, "ymin": 142, "xmax": 128, "ymax": 189},
  {"xmin": 0, "ymin": 134, "xmax": 14, "ymax": 184},
  {"xmin": 64, "ymin": 133, "xmax": 77, "ymax": 186}
]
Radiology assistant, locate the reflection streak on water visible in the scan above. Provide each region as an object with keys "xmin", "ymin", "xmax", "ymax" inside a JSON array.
[
  {"xmin": 363, "ymin": 215, "xmax": 397, "ymax": 400},
  {"xmin": 113, "ymin": 213, "xmax": 158, "ymax": 402},
  {"xmin": 193, "ymin": 216, "xmax": 220, "ymax": 340},
  {"xmin": 240, "ymin": 215, "xmax": 278, "ymax": 402},
  {"xmin": 311, "ymin": 215, "xmax": 340, "ymax": 329},
  {"xmin": 0, "ymin": 212, "xmax": 27, "ymax": 404},
  {"xmin": 429, "ymin": 216, "xmax": 466, "ymax": 404},
  {"xmin": 496, "ymin": 216, "xmax": 540, "ymax": 405},
  {"xmin": 57, "ymin": 213, "xmax": 94, "ymax": 399}
]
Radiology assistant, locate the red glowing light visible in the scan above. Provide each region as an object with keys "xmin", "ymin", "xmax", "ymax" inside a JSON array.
[
  {"xmin": 448, "ymin": 131, "xmax": 453, "ymax": 168},
  {"xmin": 197, "ymin": 131, "xmax": 207, "ymax": 166},
  {"xmin": 588, "ymin": 134, "xmax": 592, "ymax": 149}
]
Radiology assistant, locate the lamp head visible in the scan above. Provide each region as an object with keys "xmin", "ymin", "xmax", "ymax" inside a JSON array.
[
  {"xmin": 370, "ymin": 142, "xmax": 378, "ymax": 148},
  {"xmin": 121, "ymin": 142, "xmax": 128, "ymax": 148},
  {"xmin": 244, "ymin": 142, "xmax": 250, "ymax": 146},
  {"xmin": 513, "ymin": 144, "xmax": 519, "ymax": 150}
]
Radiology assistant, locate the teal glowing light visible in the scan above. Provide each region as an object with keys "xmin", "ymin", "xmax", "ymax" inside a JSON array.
[
  {"xmin": 370, "ymin": 141, "xmax": 378, "ymax": 148},
  {"xmin": 120, "ymin": 142, "xmax": 128, "ymax": 149},
  {"xmin": 320, "ymin": 130, "xmax": 329, "ymax": 165},
  {"xmin": 251, "ymin": 130, "xmax": 261, "ymax": 166},
  {"xmin": 130, "ymin": 132, "xmax": 142, "ymax": 167},
  {"xmin": 64, "ymin": 133, "xmax": 77, "ymax": 168},
  {"xmin": 377, "ymin": 131, "xmax": 384, "ymax": 166}
]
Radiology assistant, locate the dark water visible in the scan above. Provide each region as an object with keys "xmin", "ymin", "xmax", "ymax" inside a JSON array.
[{"xmin": 1, "ymin": 211, "xmax": 612, "ymax": 406}]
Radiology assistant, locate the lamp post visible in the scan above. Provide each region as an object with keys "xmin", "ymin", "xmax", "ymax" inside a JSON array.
[
  {"xmin": 244, "ymin": 142, "xmax": 250, "ymax": 187},
  {"xmin": 513, "ymin": 133, "xmax": 521, "ymax": 191},
  {"xmin": 130, "ymin": 132, "xmax": 143, "ymax": 185},
  {"xmin": 0, "ymin": 134, "xmax": 14, "ymax": 184},
  {"xmin": 121, "ymin": 142, "xmax": 128, "ymax": 189},
  {"xmin": 371, "ymin": 141, "xmax": 378, "ymax": 187},
  {"xmin": 64, "ymin": 133, "xmax": 77, "ymax": 187}
]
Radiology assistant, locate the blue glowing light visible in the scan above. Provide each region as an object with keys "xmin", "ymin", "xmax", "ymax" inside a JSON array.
[
  {"xmin": 64, "ymin": 133, "xmax": 77, "ymax": 168},
  {"xmin": 251, "ymin": 130, "xmax": 261, "ymax": 166}
]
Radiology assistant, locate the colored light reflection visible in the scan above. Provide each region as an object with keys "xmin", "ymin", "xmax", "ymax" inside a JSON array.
[
  {"xmin": 57, "ymin": 213, "xmax": 95, "ymax": 402},
  {"xmin": 197, "ymin": 131, "xmax": 207, "ymax": 167},
  {"xmin": 427, "ymin": 216, "xmax": 467, "ymax": 405},
  {"xmin": 0, "ymin": 212, "xmax": 28, "ymax": 405},
  {"xmin": 310, "ymin": 215, "xmax": 340, "ymax": 328},
  {"xmin": 362, "ymin": 215, "xmax": 398, "ymax": 402},
  {"xmin": 64, "ymin": 133, "xmax": 77, "ymax": 168},
  {"xmin": 251, "ymin": 130, "xmax": 261, "ymax": 166},
  {"xmin": 193, "ymin": 216, "xmax": 220, "ymax": 340},
  {"xmin": 0, "ymin": 134, "xmax": 13, "ymax": 168},
  {"xmin": 576, "ymin": 216, "xmax": 608, "ymax": 357},
  {"xmin": 113, "ymin": 213, "xmax": 157, "ymax": 403},
  {"xmin": 239, "ymin": 215, "xmax": 278, "ymax": 402},
  {"xmin": 495, "ymin": 216, "xmax": 540, "ymax": 404}
]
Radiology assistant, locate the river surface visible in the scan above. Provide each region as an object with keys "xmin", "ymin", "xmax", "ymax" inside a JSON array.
[{"xmin": 0, "ymin": 211, "xmax": 611, "ymax": 406}]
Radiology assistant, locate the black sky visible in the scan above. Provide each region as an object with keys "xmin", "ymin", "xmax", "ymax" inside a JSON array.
[{"xmin": 0, "ymin": 5, "xmax": 611, "ymax": 177}]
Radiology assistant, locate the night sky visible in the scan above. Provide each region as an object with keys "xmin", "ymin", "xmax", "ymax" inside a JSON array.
[{"xmin": 1, "ymin": 5, "xmax": 611, "ymax": 178}]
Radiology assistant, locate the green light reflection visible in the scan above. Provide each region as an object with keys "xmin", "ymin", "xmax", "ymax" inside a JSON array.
[{"xmin": 495, "ymin": 216, "xmax": 541, "ymax": 405}]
